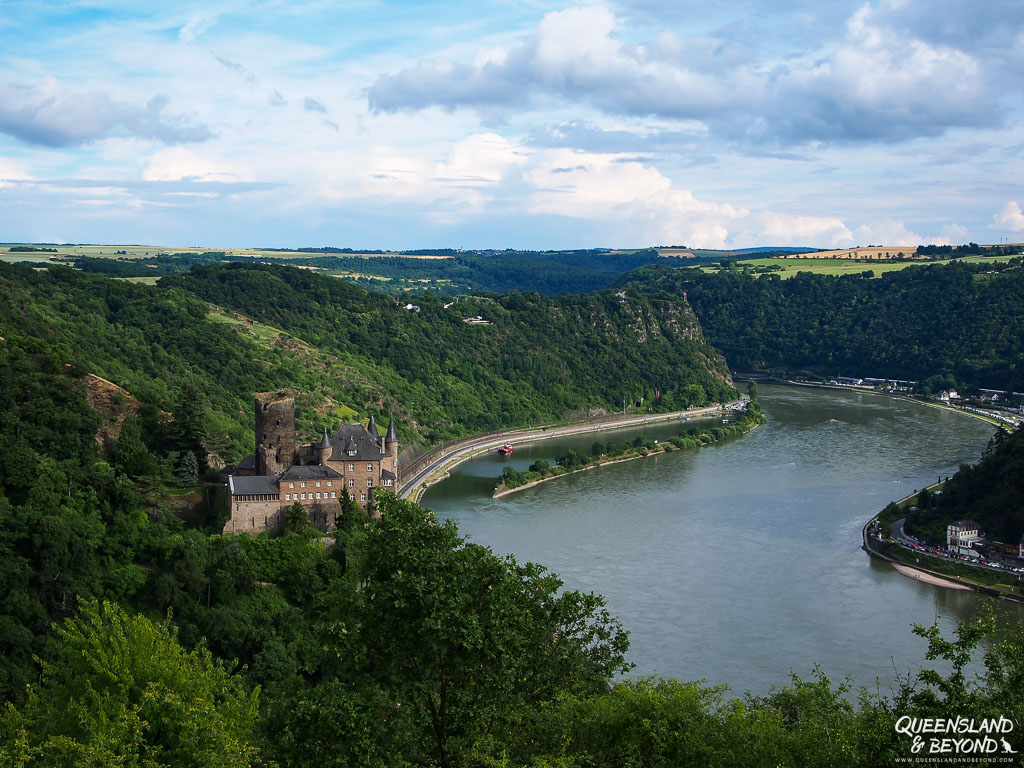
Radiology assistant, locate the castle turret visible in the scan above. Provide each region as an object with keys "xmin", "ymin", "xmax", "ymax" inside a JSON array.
[
  {"xmin": 318, "ymin": 427, "xmax": 332, "ymax": 465},
  {"xmin": 384, "ymin": 415, "xmax": 399, "ymax": 477},
  {"xmin": 255, "ymin": 392, "xmax": 295, "ymax": 476}
]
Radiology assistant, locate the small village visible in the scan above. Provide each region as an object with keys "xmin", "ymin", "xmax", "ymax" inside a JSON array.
[{"xmin": 802, "ymin": 374, "xmax": 1024, "ymax": 429}]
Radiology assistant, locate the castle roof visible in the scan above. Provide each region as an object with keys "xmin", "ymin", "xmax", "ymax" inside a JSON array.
[
  {"xmin": 381, "ymin": 468, "xmax": 396, "ymax": 482},
  {"xmin": 386, "ymin": 415, "xmax": 398, "ymax": 443},
  {"xmin": 329, "ymin": 423, "xmax": 385, "ymax": 462},
  {"xmin": 234, "ymin": 454, "xmax": 256, "ymax": 472},
  {"xmin": 367, "ymin": 415, "xmax": 379, "ymax": 438},
  {"xmin": 229, "ymin": 475, "xmax": 279, "ymax": 496},
  {"xmin": 279, "ymin": 464, "xmax": 343, "ymax": 481},
  {"xmin": 319, "ymin": 428, "xmax": 331, "ymax": 450}
]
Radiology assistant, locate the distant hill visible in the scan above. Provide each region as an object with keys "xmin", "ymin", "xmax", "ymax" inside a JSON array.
[{"xmin": 617, "ymin": 259, "xmax": 1024, "ymax": 392}]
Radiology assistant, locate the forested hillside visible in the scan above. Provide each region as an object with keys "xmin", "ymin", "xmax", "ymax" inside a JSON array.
[
  {"xmin": 904, "ymin": 425, "xmax": 1024, "ymax": 544},
  {"xmin": 162, "ymin": 262, "xmax": 736, "ymax": 441},
  {"xmin": 3, "ymin": 261, "xmax": 1024, "ymax": 765},
  {"xmin": 619, "ymin": 260, "xmax": 1024, "ymax": 391},
  {"xmin": 0, "ymin": 262, "xmax": 734, "ymax": 466}
]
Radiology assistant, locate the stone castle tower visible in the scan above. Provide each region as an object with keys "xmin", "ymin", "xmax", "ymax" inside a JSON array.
[
  {"xmin": 227, "ymin": 393, "xmax": 402, "ymax": 535},
  {"xmin": 255, "ymin": 392, "xmax": 295, "ymax": 476}
]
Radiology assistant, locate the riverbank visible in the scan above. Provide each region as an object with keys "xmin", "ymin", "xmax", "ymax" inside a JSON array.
[
  {"xmin": 401, "ymin": 400, "xmax": 748, "ymax": 503},
  {"xmin": 493, "ymin": 412, "xmax": 765, "ymax": 498},
  {"xmin": 782, "ymin": 379, "xmax": 1013, "ymax": 427},
  {"xmin": 862, "ymin": 499, "xmax": 1024, "ymax": 602},
  {"xmin": 889, "ymin": 562, "xmax": 973, "ymax": 590}
]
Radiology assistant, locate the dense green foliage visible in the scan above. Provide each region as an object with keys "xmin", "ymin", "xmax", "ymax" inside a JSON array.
[
  {"xmin": 5, "ymin": 254, "xmax": 1024, "ymax": 764},
  {"xmin": 224, "ymin": 248, "xmax": 683, "ymax": 296},
  {"xmin": 0, "ymin": 262, "xmax": 734, "ymax": 462},
  {"xmin": 619, "ymin": 260, "xmax": 1024, "ymax": 391},
  {"xmin": 73, "ymin": 252, "xmax": 226, "ymax": 276},
  {"xmin": 163, "ymin": 262, "xmax": 736, "ymax": 441},
  {"xmin": 0, "ymin": 600, "xmax": 260, "ymax": 767},
  {"xmin": 1, "ymin": 297, "xmax": 1024, "ymax": 764},
  {"xmin": 905, "ymin": 425, "xmax": 1024, "ymax": 544}
]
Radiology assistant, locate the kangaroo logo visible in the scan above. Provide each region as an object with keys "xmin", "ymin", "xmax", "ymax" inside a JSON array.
[{"xmin": 1001, "ymin": 737, "xmax": 1017, "ymax": 754}]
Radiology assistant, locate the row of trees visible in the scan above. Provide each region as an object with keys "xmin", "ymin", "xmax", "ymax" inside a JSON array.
[{"xmin": 500, "ymin": 404, "xmax": 766, "ymax": 491}]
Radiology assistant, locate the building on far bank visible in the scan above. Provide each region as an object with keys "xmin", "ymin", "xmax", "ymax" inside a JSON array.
[
  {"xmin": 947, "ymin": 520, "xmax": 983, "ymax": 557},
  {"xmin": 224, "ymin": 392, "xmax": 399, "ymax": 536}
]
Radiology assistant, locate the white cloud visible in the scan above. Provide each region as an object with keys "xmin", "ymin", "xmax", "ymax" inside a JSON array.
[
  {"xmin": 368, "ymin": 3, "xmax": 1010, "ymax": 146},
  {"xmin": 993, "ymin": 201, "xmax": 1024, "ymax": 232},
  {"xmin": 179, "ymin": 13, "xmax": 218, "ymax": 44},
  {"xmin": 850, "ymin": 220, "xmax": 924, "ymax": 246},
  {"xmin": 0, "ymin": 77, "xmax": 212, "ymax": 147},
  {"xmin": 747, "ymin": 212, "xmax": 853, "ymax": 248},
  {"xmin": 142, "ymin": 147, "xmax": 243, "ymax": 183}
]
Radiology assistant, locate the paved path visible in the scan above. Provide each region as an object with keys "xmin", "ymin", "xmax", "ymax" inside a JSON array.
[{"xmin": 399, "ymin": 401, "xmax": 746, "ymax": 501}]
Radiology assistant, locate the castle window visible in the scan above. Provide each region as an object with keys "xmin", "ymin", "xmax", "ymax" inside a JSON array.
[
  {"xmin": 367, "ymin": 463, "xmax": 373, "ymax": 472},
  {"xmin": 285, "ymin": 494, "xmax": 291, "ymax": 500},
  {"xmin": 301, "ymin": 482, "xmax": 306, "ymax": 488},
  {"xmin": 316, "ymin": 492, "xmax": 321, "ymax": 499},
  {"xmin": 327, "ymin": 481, "xmax": 332, "ymax": 487},
  {"xmin": 360, "ymin": 493, "xmax": 367, "ymax": 502},
  {"xmin": 316, "ymin": 481, "xmax": 321, "ymax": 487},
  {"xmin": 331, "ymin": 492, "xmax": 336, "ymax": 498},
  {"xmin": 301, "ymin": 493, "xmax": 306, "ymax": 500},
  {"xmin": 348, "ymin": 463, "xmax": 354, "ymax": 472},
  {"xmin": 348, "ymin": 479, "xmax": 354, "ymax": 487},
  {"xmin": 289, "ymin": 483, "xmax": 294, "ymax": 489},
  {"xmin": 367, "ymin": 479, "xmax": 373, "ymax": 487}
]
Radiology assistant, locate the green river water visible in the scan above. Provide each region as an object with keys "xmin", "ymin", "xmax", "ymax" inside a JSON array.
[{"xmin": 423, "ymin": 384, "xmax": 1018, "ymax": 695}]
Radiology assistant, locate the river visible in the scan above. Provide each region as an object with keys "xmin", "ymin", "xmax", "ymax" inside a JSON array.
[{"xmin": 422, "ymin": 384, "xmax": 1017, "ymax": 696}]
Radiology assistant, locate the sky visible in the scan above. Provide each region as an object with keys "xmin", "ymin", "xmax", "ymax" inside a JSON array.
[{"xmin": 0, "ymin": 0, "xmax": 1022, "ymax": 250}]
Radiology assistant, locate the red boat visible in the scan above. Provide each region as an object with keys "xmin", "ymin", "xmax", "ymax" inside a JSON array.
[{"xmin": 498, "ymin": 443, "xmax": 514, "ymax": 456}]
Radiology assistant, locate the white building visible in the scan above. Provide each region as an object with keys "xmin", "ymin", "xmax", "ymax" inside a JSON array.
[{"xmin": 947, "ymin": 520, "xmax": 983, "ymax": 556}]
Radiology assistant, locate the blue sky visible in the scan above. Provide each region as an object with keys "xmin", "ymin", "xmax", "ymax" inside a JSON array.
[{"xmin": 0, "ymin": 0, "xmax": 1021, "ymax": 249}]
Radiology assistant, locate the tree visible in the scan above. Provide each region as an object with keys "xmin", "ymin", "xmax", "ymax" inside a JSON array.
[
  {"xmin": 174, "ymin": 450, "xmax": 199, "ymax": 485},
  {"xmin": 317, "ymin": 494, "xmax": 630, "ymax": 768},
  {"xmin": 0, "ymin": 599, "xmax": 260, "ymax": 768},
  {"xmin": 114, "ymin": 414, "xmax": 157, "ymax": 478},
  {"xmin": 681, "ymin": 383, "xmax": 707, "ymax": 408},
  {"xmin": 285, "ymin": 501, "xmax": 309, "ymax": 534},
  {"xmin": 172, "ymin": 381, "xmax": 210, "ymax": 469}
]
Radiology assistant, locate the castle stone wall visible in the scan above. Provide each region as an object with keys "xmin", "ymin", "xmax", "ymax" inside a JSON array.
[{"xmin": 255, "ymin": 392, "xmax": 295, "ymax": 475}]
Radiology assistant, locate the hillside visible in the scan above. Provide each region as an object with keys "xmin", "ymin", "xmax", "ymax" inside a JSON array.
[
  {"xmin": 161, "ymin": 263, "xmax": 736, "ymax": 442},
  {"xmin": 618, "ymin": 260, "xmax": 1024, "ymax": 392},
  {"xmin": 904, "ymin": 425, "xmax": 1024, "ymax": 544},
  {"xmin": 3, "ymin": 262, "xmax": 1024, "ymax": 766},
  {"xmin": 0, "ymin": 262, "xmax": 735, "ymax": 463}
]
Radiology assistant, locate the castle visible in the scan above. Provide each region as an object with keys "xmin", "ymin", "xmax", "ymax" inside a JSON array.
[{"xmin": 224, "ymin": 392, "xmax": 399, "ymax": 535}]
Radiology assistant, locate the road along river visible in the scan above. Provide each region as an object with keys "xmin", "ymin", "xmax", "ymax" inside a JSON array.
[{"xmin": 421, "ymin": 384, "xmax": 1020, "ymax": 696}]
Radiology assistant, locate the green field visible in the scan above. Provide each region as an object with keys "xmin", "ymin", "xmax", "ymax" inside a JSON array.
[{"xmin": 703, "ymin": 253, "xmax": 1021, "ymax": 279}]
